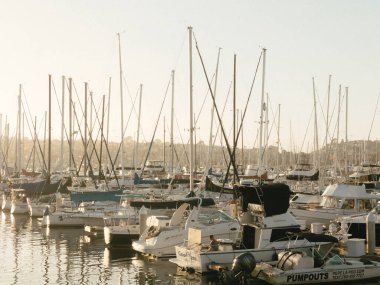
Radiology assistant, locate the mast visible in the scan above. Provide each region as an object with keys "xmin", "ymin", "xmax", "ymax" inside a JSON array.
[
  {"xmin": 163, "ymin": 117, "xmax": 166, "ymax": 172},
  {"xmin": 106, "ymin": 77, "xmax": 111, "ymax": 171},
  {"xmin": 84, "ymin": 82, "xmax": 88, "ymax": 176},
  {"xmin": 69, "ymin": 77, "xmax": 73, "ymax": 169},
  {"xmin": 325, "ymin": 74, "xmax": 331, "ymax": 169},
  {"xmin": 170, "ymin": 70, "xmax": 175, "ymax": 176},
  {"xmin": 336, "ymin": 85, "xmax": 341, "ymax": 175},
  {"xmin": 89, "ymin": 91, "xmax": 93, "ymax": 169},
  {"xmin": 117, "ymin": 32, "xmax": 125, "ymax": 183},
  {"xmin": 43, "ymin": 111, "xmax": 47, "ymax": 169},
  {"xmin": 188, "ymin": 26, "xmax": 194, "ymax": 192},
  {"xmin": 233, "ymin": 54, "xmax": 236, "ymax": 184},
  {"xmin": 345, "ymin": 87, "xmax": 348, "ymax": 178},
  {"xmin": 277, "ymin": 104, "xmax": 281, "ymax": 171},
  {"xmin": 5, "ymin": 119, "xmax": 9, "ymax": 176},
  {"xmin": 61, "ymin": 76, "xmax": 65, "ymax": 173},
  {"xmin": 312, "ymin": 77, "xmax": 319, "ymax": 169},
  {"xmin": 32, "ymin": 116, "xmax": 36, "ymax": 173},
  {"xmin": 241, "ymin": 111, "xmax": 244, "ymax": 168},
  {"xmin": 100, "ymin": 95, "xmax": 105, "ymax": 175},
  {"xmin": 48, "ymin": 75, "xmax": 52, "ymax": 180},
  {"xmin": 17, "ymin": 84, "xmax": 22, "ymax": 174},
  {"xmin": 135, "ymin": 84, "xmax": 142, "ymax": 172},
  {"xmin": 0, "ymin": 114, "xmax": 2, "ymax": 176},
  {"xmin": 258, "ymin": 48, "xmax": 266, "ymax": 176}
]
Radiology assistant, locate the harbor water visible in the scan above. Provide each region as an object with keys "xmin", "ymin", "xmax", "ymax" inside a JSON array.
[
  {"xmin": 1, "ymin": 211, "xmax": 379, "ymax": 285},
  {"xmin": 0, "ymin": 212, "xmax": 211, "ymax": 285}
]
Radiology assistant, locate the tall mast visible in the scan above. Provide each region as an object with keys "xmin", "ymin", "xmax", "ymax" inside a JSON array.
[
  {"xmin": 48, "ymin": 75, "xmax": 52, "ymax": 179},
  {"xmin": 61, "ymin": 76, "xmax": 65, "ymax": 173},
  {"xmin": 135, "ymin": 84, "xmax": 142, "ymax": 171},
  {"xmin": 277, "ymin": 104, "xmax": 281, "ymax": 171},
  {"xmin": 241, "ymin": 111, "xmax": 244, "ymax": 167},
  {"xmin": 336, "ymin": 85, "xmax": 341, "ymax": 175},
  {"xmin": 163, "ymin": 117, "xmax": 166, "ymax": 171},
  {"xmin": 33, "ymin": 116, "xmax": 36, "ymax": 173},
  {"xmin": 84, "ymin": 82, "xmax": 88, "ymax": 176},
  {"xmin": 170, "ymin": 70, "xmax": 175, "ymax": 176},
  {"xmin": 106, "ymin": 77, "xmax": 111, "ymax": 170},
  {"xmin": 17, "ymin": 84, "xmax": 22, "ymax": 174},
  {"xmin": 233, "ymin": 54, "xmax": 236, "ymax": 184},
  {"xmin": 0, "ymin": 114, "xmax": 2, "ymax": 176},
  {"xmin": 325, "ymin": 75, "xmax": 331, "ymax": 169},
  {"xmin": 345, "ymin": 87, "xmax": 348, "ymax": 178},
  {"xmin": 117, "ymin": 32, "xmax": 125, "ymax": 183},
  {"xmin": 5, "ymin": 120, "xmax": 9, "ymax": 176},
  {"xmin": 69, "ymin": 77, "xmax": 73, "ymax": 169},
  {"xmin": 258, "ymin": 48, "xmax": 266, "ymax": 175},
  {"xmin": 312, "ymin": 77, "xmax": 319, "ymax": 169},
  {"xmin": 188, "ymin": 26, "xmax": 194, "ymax": 192},
  {"xmin": 100, "ymin": 95, "xmax": 105, "ymax": 174}
]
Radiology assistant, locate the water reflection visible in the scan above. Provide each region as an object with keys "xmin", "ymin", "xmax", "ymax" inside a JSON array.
[
  {"xmin": 103, "ymin": 247, "xmax": 137, "ymax": 267},
  {"xmin": 0, "ymin": 211, "xmax": 193, "ymax": 284}
]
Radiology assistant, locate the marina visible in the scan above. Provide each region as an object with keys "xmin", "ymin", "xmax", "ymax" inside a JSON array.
[
  {"xmin": 2, "ymin": 1, "xmax": 380, "ymax": 285},
  {"xmin": 0, "ymin": 211, "xmax": 190, "ymax": 285}
]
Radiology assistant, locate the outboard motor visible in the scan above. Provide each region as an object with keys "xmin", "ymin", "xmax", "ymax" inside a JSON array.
[{"xmin": 220, "ymin": 252, "xmax": 256, "ymax": 285}]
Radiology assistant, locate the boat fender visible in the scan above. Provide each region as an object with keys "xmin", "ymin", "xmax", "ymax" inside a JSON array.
[{"xmin": 277, "ymin": 251, "xmax": 302, "ymax": 270}]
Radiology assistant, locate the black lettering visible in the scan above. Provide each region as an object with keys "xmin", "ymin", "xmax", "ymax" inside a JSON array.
[
  {"xmin": 324, "ymin": 273, "xmax": 329, "ymax": 280},
  {"xmin": 287, "ymin": 275, "xmax": 292, "ymax": 282}
]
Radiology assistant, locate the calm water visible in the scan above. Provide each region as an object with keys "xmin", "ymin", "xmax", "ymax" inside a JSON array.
[
  {"xmin": 0, "ymin": 212, "xmax": 213, "ymax": 285},
  {"xmin": 1, "ymin": 212, "xmax": 379, "ymax": 285}
]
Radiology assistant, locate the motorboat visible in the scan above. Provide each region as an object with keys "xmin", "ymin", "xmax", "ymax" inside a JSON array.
[
  {"xmin": 10, "ymin": 189, "xmax": 29, "ymax": 214},
  {"xmin": 41, "ymin": 200, "xmax": 118, "ymax": 228},
  {"xmin": 290, "ymin": 193, "xmax": 322, "ymax": 208},
  {"xmin": 132, "ymin": 201, "xmax": 241, "ymax": 258},
  {"xmin": 218, "ymin": 241, "xmax": 380, "ymax": 284},
  {"xmin": 286, "ymin": 163, "xmax": 319, "ymax": 181},
  {"xmin": 68, "ymin": 181, "xmax": 124, "ymax": 204},
  {"xmin": 289, "ymin": 183, "xmax": 380, "ymax": 226},
  {"xmin": 330, "ymin": 201, "xmax": 380, "ymax": 246},
  {"xmin": 252, "ymin": 247, "xmax": 380, "ymax": 284},
  {"xmin": 27, "ymin": 197, "xmax": 51, "ymax": 217},
  {"xmin": 103, "ymin": 196, "xmax": 210, "ymax": 247},
  {"xmin": 170, "ymin": 183, "xmax": 337, "ymax": 274}
]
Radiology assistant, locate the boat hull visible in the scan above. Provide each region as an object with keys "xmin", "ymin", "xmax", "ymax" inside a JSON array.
[
  {"xmin": 171, "ymin": 242, "xmax": 333, "ymax": 273},
  {"xmin": 69, "ymin": 188, "xmax": 124, "ymax": 203},
  {"xmin": 257, "ymin": 263, "xmax": 380, "ymax": 284},
  {"xmin": 104, "ymin": 225, "xmax": 140, "ymax": 246}
]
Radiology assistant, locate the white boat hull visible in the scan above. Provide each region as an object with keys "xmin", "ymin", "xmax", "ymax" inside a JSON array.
[
  {"xmin": 171, "ymin": 241, "xmax": 333, "ymax": 273},
  {"xmin": 256, "ymin": 261, "xmax": 380, "ymax": 284},
  {"xmin": 11, "ymin": 202, "xmax": 29, "ymax": 214},
  {"xmin": 42, "ymin": 212, "xmax": 105, "ymax": 227},
  {"xmin": 104, "ymin": 225, "xmax": 140, "ymax": 246},
  {"xmin": 133, "ymin": 223, "xmax": 240, "ymax": 257}
]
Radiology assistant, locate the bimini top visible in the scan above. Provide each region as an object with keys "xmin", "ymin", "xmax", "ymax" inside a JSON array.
[{"xmin": 236, "ymin": 183, "xmax": 291, "ymax": 217}]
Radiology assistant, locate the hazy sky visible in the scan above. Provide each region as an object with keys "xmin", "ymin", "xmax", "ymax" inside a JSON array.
[{"xmin": 1, "ymin": 0, "xmax": 380, "ymax": 153}]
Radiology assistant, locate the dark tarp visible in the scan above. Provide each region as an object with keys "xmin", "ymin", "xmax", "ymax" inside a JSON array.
[{"xmin": 236, "ymin": 183, "xmax": 291, "ymax": 216}]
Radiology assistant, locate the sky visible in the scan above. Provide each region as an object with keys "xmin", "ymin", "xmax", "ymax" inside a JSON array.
[{"xmin": 1, "ymin": 0, "xmax": 380, "ymax": 154}]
